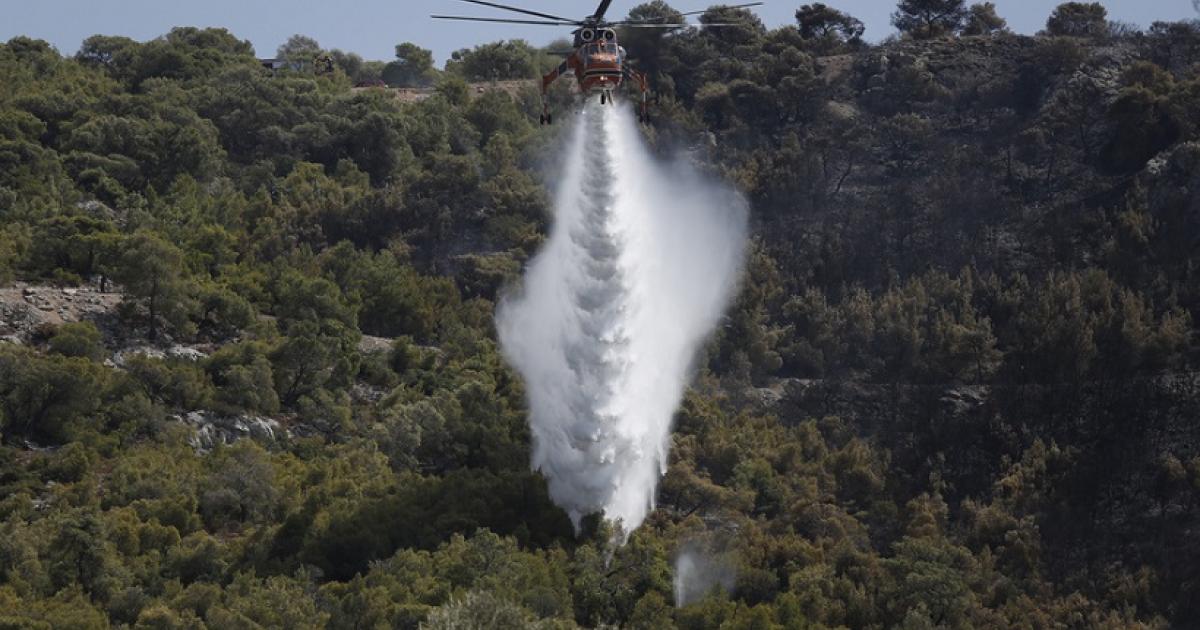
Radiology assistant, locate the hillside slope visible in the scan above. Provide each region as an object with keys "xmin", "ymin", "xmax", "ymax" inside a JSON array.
[{"xmin": 1, "ymin": 13, "xmax": 1199, "ymax": 629}]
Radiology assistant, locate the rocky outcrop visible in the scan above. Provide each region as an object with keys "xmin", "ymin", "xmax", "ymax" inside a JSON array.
[
  {"xmin": 110, "ymin": 344, "xmax": 210, "ymax": 367},
  {"xmin": 175, "ymin": 411, "xmax": 287, "ymax": 451},
  {"xmin": 0, "ymin": 283, "xmax": 122, "ymax": 341}
]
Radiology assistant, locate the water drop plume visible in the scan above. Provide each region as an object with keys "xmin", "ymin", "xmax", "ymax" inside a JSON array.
[
  {"xmin": 674, "ymin": 545, "xmax": 736, "ymax": 607},
  {"xmin": 496, "ymin": 102, "xmax": 748, "ymax": 534}
]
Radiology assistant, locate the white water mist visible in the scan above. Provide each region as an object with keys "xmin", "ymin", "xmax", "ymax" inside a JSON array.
[
  {"xmin": 496, "ymin": 103, "xmax": 747, "ymax": 533},
  {"xmin": 674, "ymin": 547, "xmax": 736, "ymax": 607}
]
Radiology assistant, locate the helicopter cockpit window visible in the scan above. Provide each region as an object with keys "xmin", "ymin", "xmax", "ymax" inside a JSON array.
[{"xmin": 585, "ymin": 43, "xmax": 619, "ymax": 55}]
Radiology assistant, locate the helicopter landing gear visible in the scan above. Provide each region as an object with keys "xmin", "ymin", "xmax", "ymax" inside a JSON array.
[{"xmin": 600, "ymin": 91, "xmax": 607, "ymax": 105}]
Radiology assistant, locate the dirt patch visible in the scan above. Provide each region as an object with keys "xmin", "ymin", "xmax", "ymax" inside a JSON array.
[
  {"xmin": 816, "ymin": 54, "xmax": 854, "ymax": 83},
  {"xmin": 358, "ymin": 334, "xmax": 393, "ymax": 354},
  {"xmin": 0, "ymin": 283, "xmax": 123, "ymax": 343}
]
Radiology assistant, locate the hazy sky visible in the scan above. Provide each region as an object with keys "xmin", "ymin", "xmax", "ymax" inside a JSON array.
[{"xmin": 4, "ymin": 1, "xmax": 1199, "ymax": 64}]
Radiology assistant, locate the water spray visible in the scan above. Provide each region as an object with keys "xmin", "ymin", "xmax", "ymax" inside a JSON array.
[{"xmin": 497, "ymin": 102, "xmax": 747, "ymax": 535}]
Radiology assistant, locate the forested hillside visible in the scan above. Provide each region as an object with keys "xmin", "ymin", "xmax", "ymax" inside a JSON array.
[{"xmin": 1, "ymin": 1, "xmax": 1199, "ymax": 628}]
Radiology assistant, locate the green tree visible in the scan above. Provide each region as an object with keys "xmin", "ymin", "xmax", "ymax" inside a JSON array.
[
  {"xmin": 884, "ymin": 536, "xmax": 977, "ymax": 628},
  {"xmin": 199, "ymin": 442, "xmax": 280, "ymax": 529},
  {"xmin": 0, "ymin": 347, "xmax": 107, "ymax": 443},
  {"xmin": 211, "ymin": 573, "xmax": 329, "ymax": 629},
  {"xmin": 48, "ymin": 322, "xmax": 105, "ymax": 361},
  {"xmin": 27, "ymin": 214, "xmax": 118, "ymax": 281},
  {"xmin": 465, "ymin": 91, "xmax": 529, "ymax": 147},
  {"xmin": 75, "ymin": 34, "xmax": 139, "ymax": 75},
  {"xmin": 1102, "ymin": 63, "xmax": 1180, "ymax": 172},
  {"xmin": 892, "ymin": 0, "xmax": 969, "ymax": 39},
  {"xmin": 700, "ymin": 6, "xmax": 767, "ymax": 47},
  {"xmin": 1005, "ymin": 272, "xmax": 1100, "ymax": 383},
  {"xmin": 271, "ymin": 322, "xmax": 349, "ymax": 405},
  {"xmin": 422, "ymin": 590, "xmax": 544, "ymax": 630},
  {"xmin": 47, "ymin": 511, "xmax": 114, "ymax": 597},
  {"xmin": 796, "ymin": 4, "xmax": 865, "ymax": 52},
  {"xmin": 447, "ymin": 40, "xmax": 547, "ymax": 81},
  {"xmin": 111, "ymin": 231, "xmax": 196, "ymax": 340},
  {"xmin": 383, "ymin": 42, "xmax": 436, "ymax": 87},
  {"xmin": 962, "ymin": 2, "xmax": 1009, "ymax": 36},
  {"xmin": 629, "ymin": 591, "xmax": 676, "ymax": 629},
  {"xmin": 1045, "ymin": 2, "xmax": 1108, "ymax": 38},
  {"xmin": 436, "ymin": 74, "xmax": 472, "ymax": 106},
  {"xmin": 618, "ymin": 2, "xmax": 687, "ymax": 85},
  {"xmin": 328, "ymin": 48, "xmax": 364, "ymax": 79},
  {"xmin": 205, "ymin": 341, "xmax": 280, "ymax": 414},
  {"xmin": 127, "ymin": 27, "xmax": 256, "ymax": 86},
  {"xmin": 276, "ymin": 34, "xmax": 323, "ymax": 68}
]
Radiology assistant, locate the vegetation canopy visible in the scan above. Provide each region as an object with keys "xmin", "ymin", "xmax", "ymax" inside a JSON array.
[{"xmin": 0, "ymin": 1, "xmax": 1199, "ymax": 628}]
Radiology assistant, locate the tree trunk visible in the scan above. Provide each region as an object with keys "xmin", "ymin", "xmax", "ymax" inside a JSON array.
[{"xmin": 148, "ymin": 278, "xmax": 159, "ymax": 340}]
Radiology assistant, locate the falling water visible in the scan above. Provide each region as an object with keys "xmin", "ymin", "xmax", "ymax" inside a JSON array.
[
  {"xmin": 496, "ymin": 102, "xmax": 747, "ymax": 534},
  {"xmin": 674, "ymin": 546, "xmax": 737, "ymax": 607}
]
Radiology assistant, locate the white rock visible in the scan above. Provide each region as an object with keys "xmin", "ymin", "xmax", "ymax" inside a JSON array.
[
  {"xmin": 111, "ymin": 346, "xmax": 166, "ymax": 367},
  {"xmin": 167, "ymin": 345, "xmax": 208, "ymax": 361},
  {"xmin": 178, "ymin": 410, "xmax": 284, "ymax": 451}
]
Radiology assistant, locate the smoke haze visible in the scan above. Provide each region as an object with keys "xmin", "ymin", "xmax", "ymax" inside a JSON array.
[{"xmin": 496, "ymin": 103, "xmax": 747, "ymax": 533}]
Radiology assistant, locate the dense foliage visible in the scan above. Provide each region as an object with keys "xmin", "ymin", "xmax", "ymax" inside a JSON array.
[{"xmin": 1, "ymin": 2, "xmax": 1199, "ymax": 628}]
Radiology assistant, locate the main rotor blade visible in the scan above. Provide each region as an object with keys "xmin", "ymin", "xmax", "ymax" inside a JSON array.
[
  {"xmin": 677, "ymin": 2, "xmax": 764, "ymax": 17},
  {"xmin": 614, "ymin": 22, "xmax": 743, "ymax": 27},
  {"xmin": 614, "ymin": 22, "xmax": 689, "ymax": 27},
  {"xmin": 432, "ymin": 14, "xmax": 580, "ymax": 25},
  {"xmin": 593, "ymin": 0, "xmax": 614, "ymax": 20},
  {"xmin": 452, "ymin": 0, "xmax": 575, "ymax": 23},
  {"xmin": 616, "ymin": 2, "xmax": 764, "ymax": 25}
]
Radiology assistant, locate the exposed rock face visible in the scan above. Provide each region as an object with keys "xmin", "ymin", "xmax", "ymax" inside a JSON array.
[
  {"xmin": 110, "ymin": 346, "xmax": 167, "ymax": 365},
  {"xmin": 110, "ymin": 344, "xmax": 210, "ymax": 367},
  {"xmin": 0, "ymin": 283, "xmax": 223, "ymax": 367},
  {"xmin": 0, "ymin": 283, "xmax": 122, "ymax": 341},
  {"xmin": 176, "ymin": 411, "xmax": 287, "ymax": 451},
  {"xmin": 1, "ymin": 283, "xmax": 388, "ymax": 457},
  {"xmin": 358, "ymin": 334, "xmax": 393, "ymax": 354}
]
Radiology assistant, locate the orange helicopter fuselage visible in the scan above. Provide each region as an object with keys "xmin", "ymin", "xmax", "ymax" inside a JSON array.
[{"xmin": 573, "ymin": 42, "xmax": 624, "ymax": 94}]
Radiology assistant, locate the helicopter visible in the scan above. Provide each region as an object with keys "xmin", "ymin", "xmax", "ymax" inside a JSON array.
[{"xmin": 432, "ymin": 0, "xmax": 763, "ymax": 124}]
